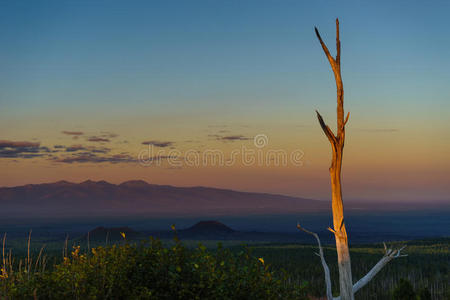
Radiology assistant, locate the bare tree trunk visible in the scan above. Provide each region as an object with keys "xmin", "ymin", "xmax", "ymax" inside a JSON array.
[
  {"xmin": 330, "ymin": 148, "xmax": 353, "ymax": 300},
  {"xmin": 334, "ymin": 244, "xmax": 407, "ymax": 300},
  {"xmin": 300, "ymin": 19, "xmax": 407, "ymax": 299},
  {"xmin": 315, "ymin": 19, "xmax": 354, "ymax": 300}
]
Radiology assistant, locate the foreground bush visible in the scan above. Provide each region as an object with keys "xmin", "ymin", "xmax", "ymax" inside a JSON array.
[{"xmin": 1, "ymin": 237, "xmax": 307, "ymax": 299}]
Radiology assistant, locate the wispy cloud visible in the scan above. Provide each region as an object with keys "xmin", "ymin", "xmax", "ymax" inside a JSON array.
[
  {"xmin": 0, "ymin": 140, "xmax": 40, "ymax": 148},
  {"xmin": 90, "ymin": 147, "xmax": 111, "ymax": 154},
  {"xmin": 63, "ymin": 144, "xmax": 111, "ymax": 154},
  {"xmin": 0, "ymin": 140, "xmax": 49, "ymax": 158},
  {"xmin": 66, "ymin": 144, "xmax": 87, "ymax": 152},
  {"xmin": 208, "ymin": 131, "xmax": 251, "ymax": 142},
  {"xmin": 62, "ymin": 131, "xmax": 84, "ymax": 136},
  {"xmin": 87, "ymin": 136, "xmax": 110, "ymax": 142},
  {"xmin": 142, "ymin": 141, "xmax": 174, "ymax": 148},
  {"xmin": 99, "ymin": 132, "xmax": 118, "ymax": 138},
  {"xmin": 220, "ymin": 135, "xmax": 250, "ymax": 141},
  {"xmin": 54, "ymin": 153, "xmax": 136, "ymax": 164},
  {"xmin": 207, "ymin": 133, "xmax": 251, "ymax": 142}
]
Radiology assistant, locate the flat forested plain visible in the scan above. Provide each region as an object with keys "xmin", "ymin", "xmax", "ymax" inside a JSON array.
[{"xmin": 246, "ymin": 238, "xmax": 449, "ymax": 299}]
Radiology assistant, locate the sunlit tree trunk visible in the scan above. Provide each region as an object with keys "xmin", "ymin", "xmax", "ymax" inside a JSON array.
[
  {"xmin": 314, "ymin": 19, "xmax": 353, "ymax": 300},
  {"xmin": 298, "ymin": 19, "xmax": 407, "ymax": 300}
]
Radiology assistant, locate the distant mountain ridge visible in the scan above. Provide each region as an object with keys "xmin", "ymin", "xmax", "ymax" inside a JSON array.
[
  {"xmin": 0, "ymin": 180, "xmax": 328, "ymax": 217},
  {"xmin": 2, "ymin": 180, "xmax": 446, "ymax": 218}
]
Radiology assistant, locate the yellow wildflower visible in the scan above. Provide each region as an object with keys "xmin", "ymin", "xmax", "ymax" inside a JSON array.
[
  {"xmin": 258, "ymin": 257, "xmax": 264, "ymax": 265},
  {"xmin": 120, "ymin": 232, "xmax": 126, "ymax": 239},
  {"xmin": 0, "ymin": 268, "xmax": 8, "ymax": 279},
  {"xmin": 71, "ymin": 245, "xmax": 80, "ymax": 257}
]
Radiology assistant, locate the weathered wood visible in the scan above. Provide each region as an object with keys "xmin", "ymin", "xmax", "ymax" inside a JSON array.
[
  {"xmin": 312, "ymin": 19, "xmax": 407, "ymax": 300},
  {"xmin": 316, "ymin": 110, "xmax": 337, "ymax": 146},
  {"xmin": 334, "ymin": 244, "xmax": 407, "ymax": 300},
  {"xmin": 315, "ymin": 18, "xmax": 354, "ymax": 300},
  {"xmin": 297, "ymin": 223, "xmax": 333, "ymax": 300}
]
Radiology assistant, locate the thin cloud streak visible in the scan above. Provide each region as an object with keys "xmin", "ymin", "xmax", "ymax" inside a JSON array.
[
  {"xmin": 142, "ymin": 141, "xmax": 174, "ymax": 148},
  {"xmin": 62, "ymin": 131, "xmax": 84, "ymax": 136},
  {"xmin": 0, "ymin": 140, "xmax": 40, "ymax": 148},
  {"xmin": 88, "ymin": 137, "xmax": 110, "ymax": 142}
]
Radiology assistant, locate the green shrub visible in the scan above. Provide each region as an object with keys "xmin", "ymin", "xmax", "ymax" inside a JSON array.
[
  {"xmin": 416, "ymin": 287, "xmax": 431, "ymax": 300},
  {"xmin": 1, "ymin": 237, "xmax": 307, "ymax": 299},
  {"xmin": 392, "ymin": 278, "xmax": 415, "ymax": 300}
]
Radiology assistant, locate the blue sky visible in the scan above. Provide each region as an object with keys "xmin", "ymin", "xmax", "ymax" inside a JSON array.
[{"xmin": 2, "ymin": 0, "xmax": 449, "ymax": 114}]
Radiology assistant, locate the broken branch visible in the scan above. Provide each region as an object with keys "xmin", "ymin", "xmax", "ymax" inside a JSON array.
[
  {"xmin": 344, "ymin": 112, "xmax": 350, "ymax": 126},
  {"xmin": 315, "ymin": 26, "xmax": 336, "ymax": 71},
  {"xmin": 316, "ymin": 110, "xmax": 337, "ymax": 145},
  {"xmin": 297, "ymin": 223, "xmax": 333, "ymax": 300}
]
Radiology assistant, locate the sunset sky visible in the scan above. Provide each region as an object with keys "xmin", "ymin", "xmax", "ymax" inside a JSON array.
[{"xmin": 1, "ymin": 1, "xmax": 449, "ymax": 202}]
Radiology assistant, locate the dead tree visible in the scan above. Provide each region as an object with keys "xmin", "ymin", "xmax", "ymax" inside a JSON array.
[{"xmin": 297, "ymin": 19, "xmax": 407, "ymax": 300}]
